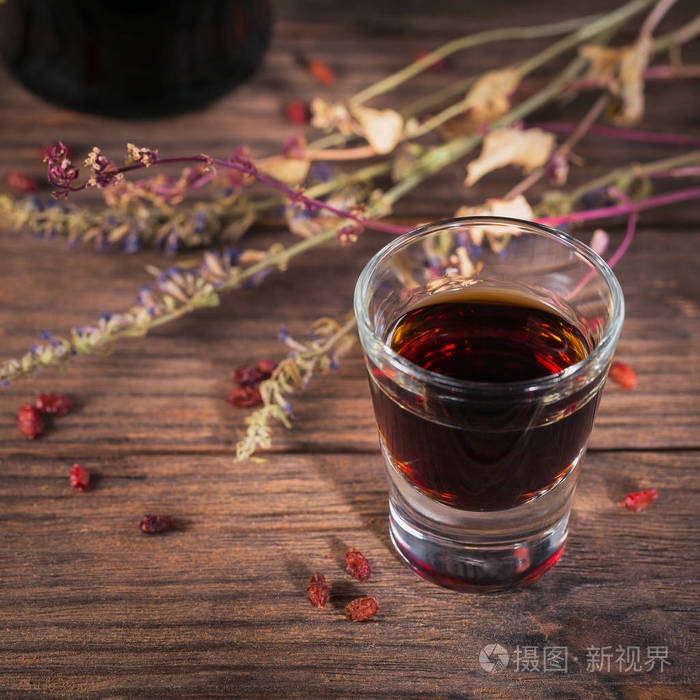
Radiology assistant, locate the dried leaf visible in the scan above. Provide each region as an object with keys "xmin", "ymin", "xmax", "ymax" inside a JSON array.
[
  {"xmin": 310, "ymin": 98, "xmax": 354, "ymax": 135},
  {"xmin": 580, "ymin": 40, "xmax": 650, "ymax": 126},
  {"xmin": 258, "ymin": 155, "xmax": 310, "ymax": 186},
  {"xmin": 579, "ymin": 45, "xmax": 622, "ymax": 83},
  {"xmin": 454, "ymin": 194, "xmax": 534, "ymax": 248},
  {"xmin": 464, "ymin": 68, "xmax": 520, "ymax": 124},
  {"xmin": 613, "ymin": 38, "xmax": 650, "ymax": 126},
  {"xmin": 465, "ymin": 128, "xmax": 555, "ymax": 186},
  {"xmin": 352, "ymin": 106, "xmax": 404, "ymax": 155}
]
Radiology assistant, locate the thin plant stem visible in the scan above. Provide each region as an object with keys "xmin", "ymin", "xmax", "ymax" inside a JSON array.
[
  {"xmin": 526, "ymin": 122, "xmax": 700, "ymax": 147},
  {"xmin": 536, "ymin": 185, "xmax": 700, "ymax": 226},
  {"xmin": 349, "ymin": 13, "xmax": 605, "ymax": 107},
  {"xmin": 505, "ymin": 94, "xmax": 610, "ymax": 200},
  {"xmin": 564, "ymin": 150, "xmax": 700, "ymax": 207},
  {"xmin": 382, "ymin": 56, "xmax": 589, "ymax": 209},
  {"xmin": 639, "ymin": 0, "xmax": 678, "ymax": 40}
]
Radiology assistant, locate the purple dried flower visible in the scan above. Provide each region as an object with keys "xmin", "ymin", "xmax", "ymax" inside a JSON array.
[
  {"xmin": 582, "ymin": 186, "xmax": 615, "ymax": 211},
  {"xmin": 278, "ymin": 325, "xmax": 289, "ymax": 342},
  {"xmin": 126, "ymin": 143, "xmax": 158, "ymax": 167},
  {"xmin": 309, "ymin": 162, "xmax": 333, "ymax": 183},
  {"xmin": 43, "ymin": 141, "xmax": 79, "ymax": 189},
  {"xmin": 123, "ymin": 231, "xmax": 141, "ymax": 254},
  {"xmin": 547, "ymin": 152, "xmax": 569, "ymax": 185},
  {"xmin": 84, "ymin": 147, "xmax": 122, "ymax": 188},
  {"xmin": 137, "ymin": 285, "xmax": 154, "ymax": 307},
  {"xmin": 224, "ymin": 247, "xmax": 243, "ymax": 265},
  {"xmin": 165, "ymin": 232, "xmax": 180, "ymax": 256},
  {"xmin": 194, "ymin": 211, "xmax": 207, "ymax": 234}
]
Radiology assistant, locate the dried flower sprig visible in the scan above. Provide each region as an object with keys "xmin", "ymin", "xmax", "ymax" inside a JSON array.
[
  {"xmin": 1, "ymin": 1, "xmax": 698, "ymax": 412},
  {"xmin": 0, "ymin": 185, "xmax": 255, "ymax": 253},
  {"xmin": 0, "ymin": 232, "xmax": 341, "ymax": 385},
  {"xmin": 235, "ymin": 315, "xmax": 356, "ymax": 461}
]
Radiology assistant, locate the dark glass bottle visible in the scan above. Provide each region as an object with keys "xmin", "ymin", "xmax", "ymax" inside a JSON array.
[{"xmin": 0, "ymin": 0, "xmax": 271, "ymax": 118}]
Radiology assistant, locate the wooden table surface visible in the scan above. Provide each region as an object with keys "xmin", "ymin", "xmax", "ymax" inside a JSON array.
[{"xmin": 1, "ymin": 1, "xmax": 698, "ymax": 697}]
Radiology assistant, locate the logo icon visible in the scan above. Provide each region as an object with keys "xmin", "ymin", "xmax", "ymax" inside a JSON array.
[{"xmin": 479, "ymin": 644, "xmax": 510, "ymax": 673}]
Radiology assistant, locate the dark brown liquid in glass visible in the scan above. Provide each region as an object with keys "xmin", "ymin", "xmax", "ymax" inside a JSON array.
[{"xmin": 369, "ymin": 290, "xmax": 598, "ymax": 510}]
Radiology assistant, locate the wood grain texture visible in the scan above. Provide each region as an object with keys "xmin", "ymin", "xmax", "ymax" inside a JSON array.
[
  {"xmin": 0, "ymin": 451, "xmax": 698, "ymax": 697},
  {"xmin": 0, "ymin": 0, "xmax": 699, "ymax": 696}
]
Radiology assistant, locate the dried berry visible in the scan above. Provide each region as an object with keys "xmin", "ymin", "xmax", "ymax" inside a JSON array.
[
  {"xmin": 226, "ymin": 385, "xmax": 262, "ymax": 408},
  {"xmin": 621, "ymin": 489, "xmax": 658, "ymax": 512},
  {"xmin": 609, "ymin": 361, "xmax": 637, "ymax": 389},
  {"xmin": 412, "ymin": 49, "xmax": 447, "ymax": 71},
  {"xmin": 308, "ymin": 58, "xmax": 335, "ymax": 85},
  {"xmin": 256, "ymin": 359, "xmax": 276, "ymax": 377},
  {"xmin": 232, "ymin": 360, "xmax": 274, "ymax": 386},
  {"xmin": 345, "ymin": 596, "xmax": 378, "ymax": 622},
  {"xmin": 139, "ymin": 514, "xmax": 174, "ymax": 534},
  {"xmin": 35, "ymin": 392, "xmax": 73, "ymax": 415},
  {"xmin": 16, "ymin": 404, "xmax": 44, "ymax": 439},
  {"xmin": 307, "ymin": 572, "xmax": 329, "ymax": 608},
  {"xmin": 69, "ymin": 464, "xmax": 90, "ymax": 491},
  {"xmin": 345, "ymin": 547, "xmax": 372, "ymax": 582},
  {"xmin": 285, "ymin": 100, "xmax": 309, "ymax": 126},
  {"xmin": 6, "ymin": 171, "xmax": 39, "ymax": 194}
]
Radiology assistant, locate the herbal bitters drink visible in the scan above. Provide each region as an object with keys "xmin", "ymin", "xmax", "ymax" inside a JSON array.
[
  {"xmin": 371, "ymin": 289, "xmax": 596, "ymax": 511},
  {"xmin": 355, "ymin": 217, "xmax": 623, "ymax": 591}
]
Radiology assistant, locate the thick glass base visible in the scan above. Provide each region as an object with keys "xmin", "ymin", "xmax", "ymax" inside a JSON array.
[{"xmin": 382, "ymin": 438, "xmax": 582, "ymax": 592}]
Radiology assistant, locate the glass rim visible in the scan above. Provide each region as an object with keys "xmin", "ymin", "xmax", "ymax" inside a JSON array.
[{"xmin": 354, "ymin": 216, "xmax": 625, "ymax": 395}]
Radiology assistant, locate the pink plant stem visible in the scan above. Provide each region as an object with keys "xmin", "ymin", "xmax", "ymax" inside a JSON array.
[
  {"xmin": 567, "ymin": 208, "xmax": 637, "ymax": 299},
  {"xmin": 644, "ymin": 64, "xmax": 700, "ymax": 80},
  {"xmin": 505, "ymin": 94, "xmax": 609, "ymax": 200},
  {"xmin": 526, "ymin": 123, "xmax": 700, "ymax": 148},
  {"xmin": 52, "ymin": 154, "xmax": 411, "ymax": 236},
  {"xmin": 535, "ymin": 186, "xmax": 700, "ymax": 226},
  {"xmin": 604, "ymin": 188, "xmax": 637, "ymax": 269},
  {"xmin": 567, "ymin": 187, "xmax": 636, "ymax": 298},
  {"xmin": 648, "ymin": 167, "xmax": 700, "ymax": 178}
]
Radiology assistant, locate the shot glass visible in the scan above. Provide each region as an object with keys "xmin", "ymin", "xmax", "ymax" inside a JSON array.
[{"xmin": 354, "ymin": 217, "xmax": 624, "ymax": 591}]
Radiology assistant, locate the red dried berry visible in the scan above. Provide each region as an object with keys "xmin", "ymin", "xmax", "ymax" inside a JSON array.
[
  {"xmin": 6, "ymin": 171, "xmax": 39, "ymax": 194},
  {"xmin": 226, "ymin": 385, "xmax": 262, "ymax": 408},
  {"xmin": 412, "ymin": 49, "xmax": 447, "ymax": 72},
  {"xmin": 621, "ymin": 489, "xmax": 658, "ymax": 512},
  {"xmin": 16, "ymin": 404, "xmax": 44, "ymax": 439},
  {"xmin": 307, "ymin": 572, "xmax": 329, "ymax": 608},
  {"xmin": 69, "ymin": 463, "xmax": 90, "ymax": 491},
  {"xmin": 139, "ymin": 514, "xmax": 174, "ymax": 534},
  {"xmin": 308, "ymin": 58, "xmax": 335, "ymax": 85},
  {"xmin": 256, "ymin": 359, "xmax": 276, "ymax": 377},
  {"xmin": 345, "ymin": 547, "xmax": 372, "ymax": 582},
  {"xmin": 232, "ymin": 360, "xmax": 274, "ymax": 386},
  {"xmin": 285, "ymin": 100, "xmax": 309, "ymax": 126},
  {"xmin": 345, "ymin": 596, "xmax": 378, "ymax": 622},
  {"xmin": 609, "ymin": 361, "xmax": 637, "ymax": 390},
  {"xmin": 35, "ymin": 392, "xmax": 73, "ymax": 415}
]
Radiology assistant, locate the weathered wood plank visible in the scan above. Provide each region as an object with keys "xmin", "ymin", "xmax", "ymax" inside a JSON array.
[
  {"xmin": 0, "ymin": 228, "xmax": 697, "ymax": 454},
  {"xmin": 0, "ymin": 451, "xmax": 697, "ymax": 697},
  {"xmin": 0, "ymin": 0, "xmax": 699, "ymax": 696}
]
